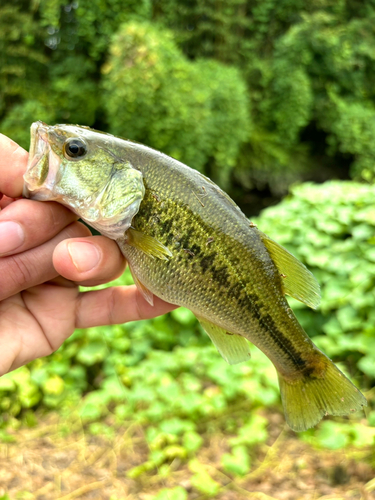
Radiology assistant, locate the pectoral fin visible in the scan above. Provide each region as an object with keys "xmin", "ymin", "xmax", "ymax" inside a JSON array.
[
  {"xmin": 260, "ymin": 233, "xmax": 320, "ymax": 309},
  {"xmin": 197, "ymin": 317, "xmax": 251, "ymax": 365},
  {"xmin": 127, "ymin": 228, "xmax": 172, "ymax": 261}
]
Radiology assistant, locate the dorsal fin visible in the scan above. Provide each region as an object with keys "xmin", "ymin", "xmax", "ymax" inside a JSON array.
[
  {"xmin": 260, "ymin": 233, "xmax": 320, "ymax": 309},
  {"xmin": 197, "ymin": 317, "xmax": 251, "ymax": 365}
]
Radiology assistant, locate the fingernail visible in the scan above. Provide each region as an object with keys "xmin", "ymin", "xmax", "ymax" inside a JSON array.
[
  {"xmin": 68, "ymin": 242, "xmax": 101, "ymax": 272},
  {"xmin": 0, "ymin": 221, "xmax": 25, "ymax": 254}
]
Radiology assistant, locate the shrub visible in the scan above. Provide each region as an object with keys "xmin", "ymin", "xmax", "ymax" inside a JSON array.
[{"xmin": 101, "ymin": 22, "xmax": 251, "ymax": 188}]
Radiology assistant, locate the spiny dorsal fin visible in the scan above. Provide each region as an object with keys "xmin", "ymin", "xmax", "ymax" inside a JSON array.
[
  {"xmin": 197, "ymin": 317, "xmax": 251, "ymax": 365},
  {"xmin": 127, "ymin": 228, "xmax": 172, "ymax": 261},
  {"xmin": 260, "ymin": 233, "xmax": 320, "ymax": 309}
]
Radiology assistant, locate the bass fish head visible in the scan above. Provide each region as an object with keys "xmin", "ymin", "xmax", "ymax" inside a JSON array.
[{"xmin": 23, "ymin": 121, "xmax": 145, "ymax": 239}]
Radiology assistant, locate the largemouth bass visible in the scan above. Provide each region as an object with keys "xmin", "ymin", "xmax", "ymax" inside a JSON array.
[{"xmin": 23, "ymin": 121, "xmax": 366, "ymax": 431}]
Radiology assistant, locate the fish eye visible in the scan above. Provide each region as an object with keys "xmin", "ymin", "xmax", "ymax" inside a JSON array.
[{"xmin": 63, "ymin": 138, "xmax": 87, "ymax": 159}]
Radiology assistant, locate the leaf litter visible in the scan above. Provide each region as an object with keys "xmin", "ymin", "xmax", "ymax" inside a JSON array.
[{"xmin": 0, "ymin": 412, "xmax": 373, "ymax": 500}]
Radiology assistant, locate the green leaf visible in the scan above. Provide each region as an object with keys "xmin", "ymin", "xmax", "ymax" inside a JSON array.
[
  {"xmin": 154, "ymin": 487, "xmax": 188, "ymax": 500},
  {"xmin": 0, "ymin": 430, "xmax": 16, "ymax": 443},
  {"xmin": 222, "ymin": 445, "xmax": 251, "ymax": 476},
  {"xmin": 171, "ymin": 308, "xmax": 197, "ymax": 326},
  {"xmin": 189, "ymin": 461, "xmax": 220, "ymax": 497},
  {"xmin": 159, "ymin": 418, "xmax": 195, "ymax": 436},
  {"xmin": 182, "ymin": 431, "xmax": 203, "ymax": 453},
  {"xmin": 229, "ymin": 414, "xmax": 268, "ymax": 447},
  {"xmin": 0, "ymin": 376, "xmax": 16, "ymax": 392},
  {"xmin": 76, "ymin": 341, "xmax": 108, "ymax": 365},
  {"xmin": 42, "ymin": 375, "xmax": 65, "ymax": 396},
  {"xmin": 357, "ymin": 356, "xmax": 375, "ymax": 378},
  {"xmin": 314, "ymin": 422, "xmax": 349, "ymax": 450}
]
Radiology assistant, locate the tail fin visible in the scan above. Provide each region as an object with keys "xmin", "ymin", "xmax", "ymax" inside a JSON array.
[{"xmin": 278, "ymin": 357, "xmax": 367, "ymax": 432}]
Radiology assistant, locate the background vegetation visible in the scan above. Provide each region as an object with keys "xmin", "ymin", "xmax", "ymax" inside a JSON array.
[{"xmin": 1, "ymin": 0, "xmax": 375, "ymax": 498}]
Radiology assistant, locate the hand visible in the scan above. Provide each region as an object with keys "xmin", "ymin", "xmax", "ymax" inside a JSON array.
[{"xmin": 0, "ymin": 134, "xmax": 177, "ymax": 375}]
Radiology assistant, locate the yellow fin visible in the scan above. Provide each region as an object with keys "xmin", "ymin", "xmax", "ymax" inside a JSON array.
[
  {"xmin": 127, "ymin": 228, "xmax": 172, "ymax": 261},
  {"xmin": 197, "ymin": 317, "xmax": 251, "ymax": 365},
  {"xmin": 260, "ymin": 233, "xmax": 320, "ymax": 309},
  {"xmin": 278, "ymin": 355, "xmax": 367, "ymax": 432},
  {"xmin": 129, "ymin": 264, "xmax": 154, "ymax": 306}
]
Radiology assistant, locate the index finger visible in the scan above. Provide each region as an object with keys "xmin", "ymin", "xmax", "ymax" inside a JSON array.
[{"xmin": 0, "ymin": 134, "xmax": 28, "ymax": 198}]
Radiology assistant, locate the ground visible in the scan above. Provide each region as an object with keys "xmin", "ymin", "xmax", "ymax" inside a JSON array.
[{"xmin": 0, "ymin": 413, "xmax": 374, "ymax": 500}]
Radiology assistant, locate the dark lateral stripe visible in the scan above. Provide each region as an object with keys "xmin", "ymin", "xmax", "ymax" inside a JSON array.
[
  {"xmin": 239, "ymin": 286, "xmax": 307, "ymax": 369},
  {"xmin": 136, "ymin": 190, "xmax": 308, "ymax": 371},
  {"xmin": 258, "ymin": 313, "xmax": 307, "ymax": 368}
]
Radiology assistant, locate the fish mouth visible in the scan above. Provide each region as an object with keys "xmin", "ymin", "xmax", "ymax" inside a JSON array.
[{"xmin": 23, "ymin": 122, "xmax": 61, "ymax": 201}]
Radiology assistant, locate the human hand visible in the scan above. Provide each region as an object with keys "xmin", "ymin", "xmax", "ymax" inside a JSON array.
[{"xmin": 0, "ymin": 134, "xmax": 177, "ymax": 375}]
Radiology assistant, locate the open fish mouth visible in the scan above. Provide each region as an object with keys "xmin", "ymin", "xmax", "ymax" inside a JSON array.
[
  {"xmin": 22, "ymin": 121, "xmax": 146, "ymax": 239},
  {"xmin": 23, "ymin": 121, "xmax": 61, "ymax": 201}
]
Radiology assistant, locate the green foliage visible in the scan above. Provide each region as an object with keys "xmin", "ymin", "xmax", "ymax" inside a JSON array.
[
  {"xmin": 154, "ymin": 487, "xmax": 187, "ymax": 500},
  {"xmin": 1, "ymin": 0, "xmax": 375, "ymax": 482},
  {"xmin": 222, "ymin": 445, "xmax": 251, "ymax": 476},
  {"xmin": 0, "ymin": 0, "xmax": 152, "ymax": 148},
  {"xmin": 3, "ymin": 1, "xmax": 375, "ymax": 195},
  {"xmin": 0, "ymin": 100, "xmax": 56, "ymax": 148},
  {"xmin": 254, "ymin": 181, "xmax": 375, "ymax": 389},
  {"xmin": 323, "ymin": 93, "xmax": 375, "ymax": 182},
  {"xmin": 155, "ymin": 0, "xmax": 375, "ymax": 189},
  {"xmin": 189, "ymin": 459, "xmax": 221, "ymax": 496},
  {"xmin": 102, "ymin": 22, "xmax": 250, "ymax": 187},
  {"xmin": 267, "ymin": 11, "xmax": 375, "ymax": 182},
  {"xmin": 302, "ymin": 421, "xmax": 375, "ymax": 450}
]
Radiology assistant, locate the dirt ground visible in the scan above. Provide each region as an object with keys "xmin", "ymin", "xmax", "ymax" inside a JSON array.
[{"xmin": 0, "ymin": 414, "xmax": 374, "ymax": 500}]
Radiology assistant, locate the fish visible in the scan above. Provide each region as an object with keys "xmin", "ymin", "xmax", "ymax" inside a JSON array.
[{"xmin": 23, "ymin": 121, "xmax": 367, "ymax": 431}]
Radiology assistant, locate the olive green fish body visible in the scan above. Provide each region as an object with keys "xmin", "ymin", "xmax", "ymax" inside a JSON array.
[
  {"xmin": 23, "ymin": 122, "xmax": 367, "ymax": 431},
  {"xmin": 116, "ymin": 157, "xmax": 317, "ymax": 381}
]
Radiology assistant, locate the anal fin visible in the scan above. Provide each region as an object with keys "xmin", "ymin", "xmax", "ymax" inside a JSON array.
[{"xmin": 197, "ymin": 317, "xmax": 250, "ymax": 365}]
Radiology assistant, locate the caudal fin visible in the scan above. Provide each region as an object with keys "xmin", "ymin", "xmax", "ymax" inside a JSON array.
[{"xmin": 278, "ymin": 357, "xmax": 367, "ymax": 432}]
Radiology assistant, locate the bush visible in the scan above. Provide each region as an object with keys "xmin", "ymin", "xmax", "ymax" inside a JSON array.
[{"xmin": 101, "ymin": 22, "xmax": 251, "ymax": 188}]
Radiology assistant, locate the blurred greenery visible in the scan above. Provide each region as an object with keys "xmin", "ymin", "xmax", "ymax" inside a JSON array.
[
  {"xmin": 3, "ymin": 0, "xmax": 375, "ymax": 201},
  {"xmin": 102, "ymin": 22, "xmax": 250, "ymax": 188},
  {"xmin": 1, "ymin": 0, "xmax": 375, "ymax": 496}
]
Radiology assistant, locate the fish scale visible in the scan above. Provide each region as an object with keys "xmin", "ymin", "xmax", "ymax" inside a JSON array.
[
  {"xmin": 23, "ymin": 122, "xmax": 367, "ymax": 431},
  {"xmin": 119, "ymin": 186, "xmax": 312, "ymax": 370}
]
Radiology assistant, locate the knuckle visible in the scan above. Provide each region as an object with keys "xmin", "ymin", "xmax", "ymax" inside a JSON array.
[
  {"xmin": 0, "ymin": 254, "xmax": 34, "ymax": 299},
  {"xmin": 65, "ymin": 221, "xmax": 92, "ymax": 238},
  {"xmin": 9, "ymin": 254, "xmax": 33, "ymax": 287}
]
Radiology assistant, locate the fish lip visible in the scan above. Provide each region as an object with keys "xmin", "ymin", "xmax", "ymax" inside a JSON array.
[
  {"xmin": 23, "ymin": 122, "xmax": 56, "ymax": 200},
  {"xmin": 23, "ymin": 121, "xmax": 48, "ymax": 197}
]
